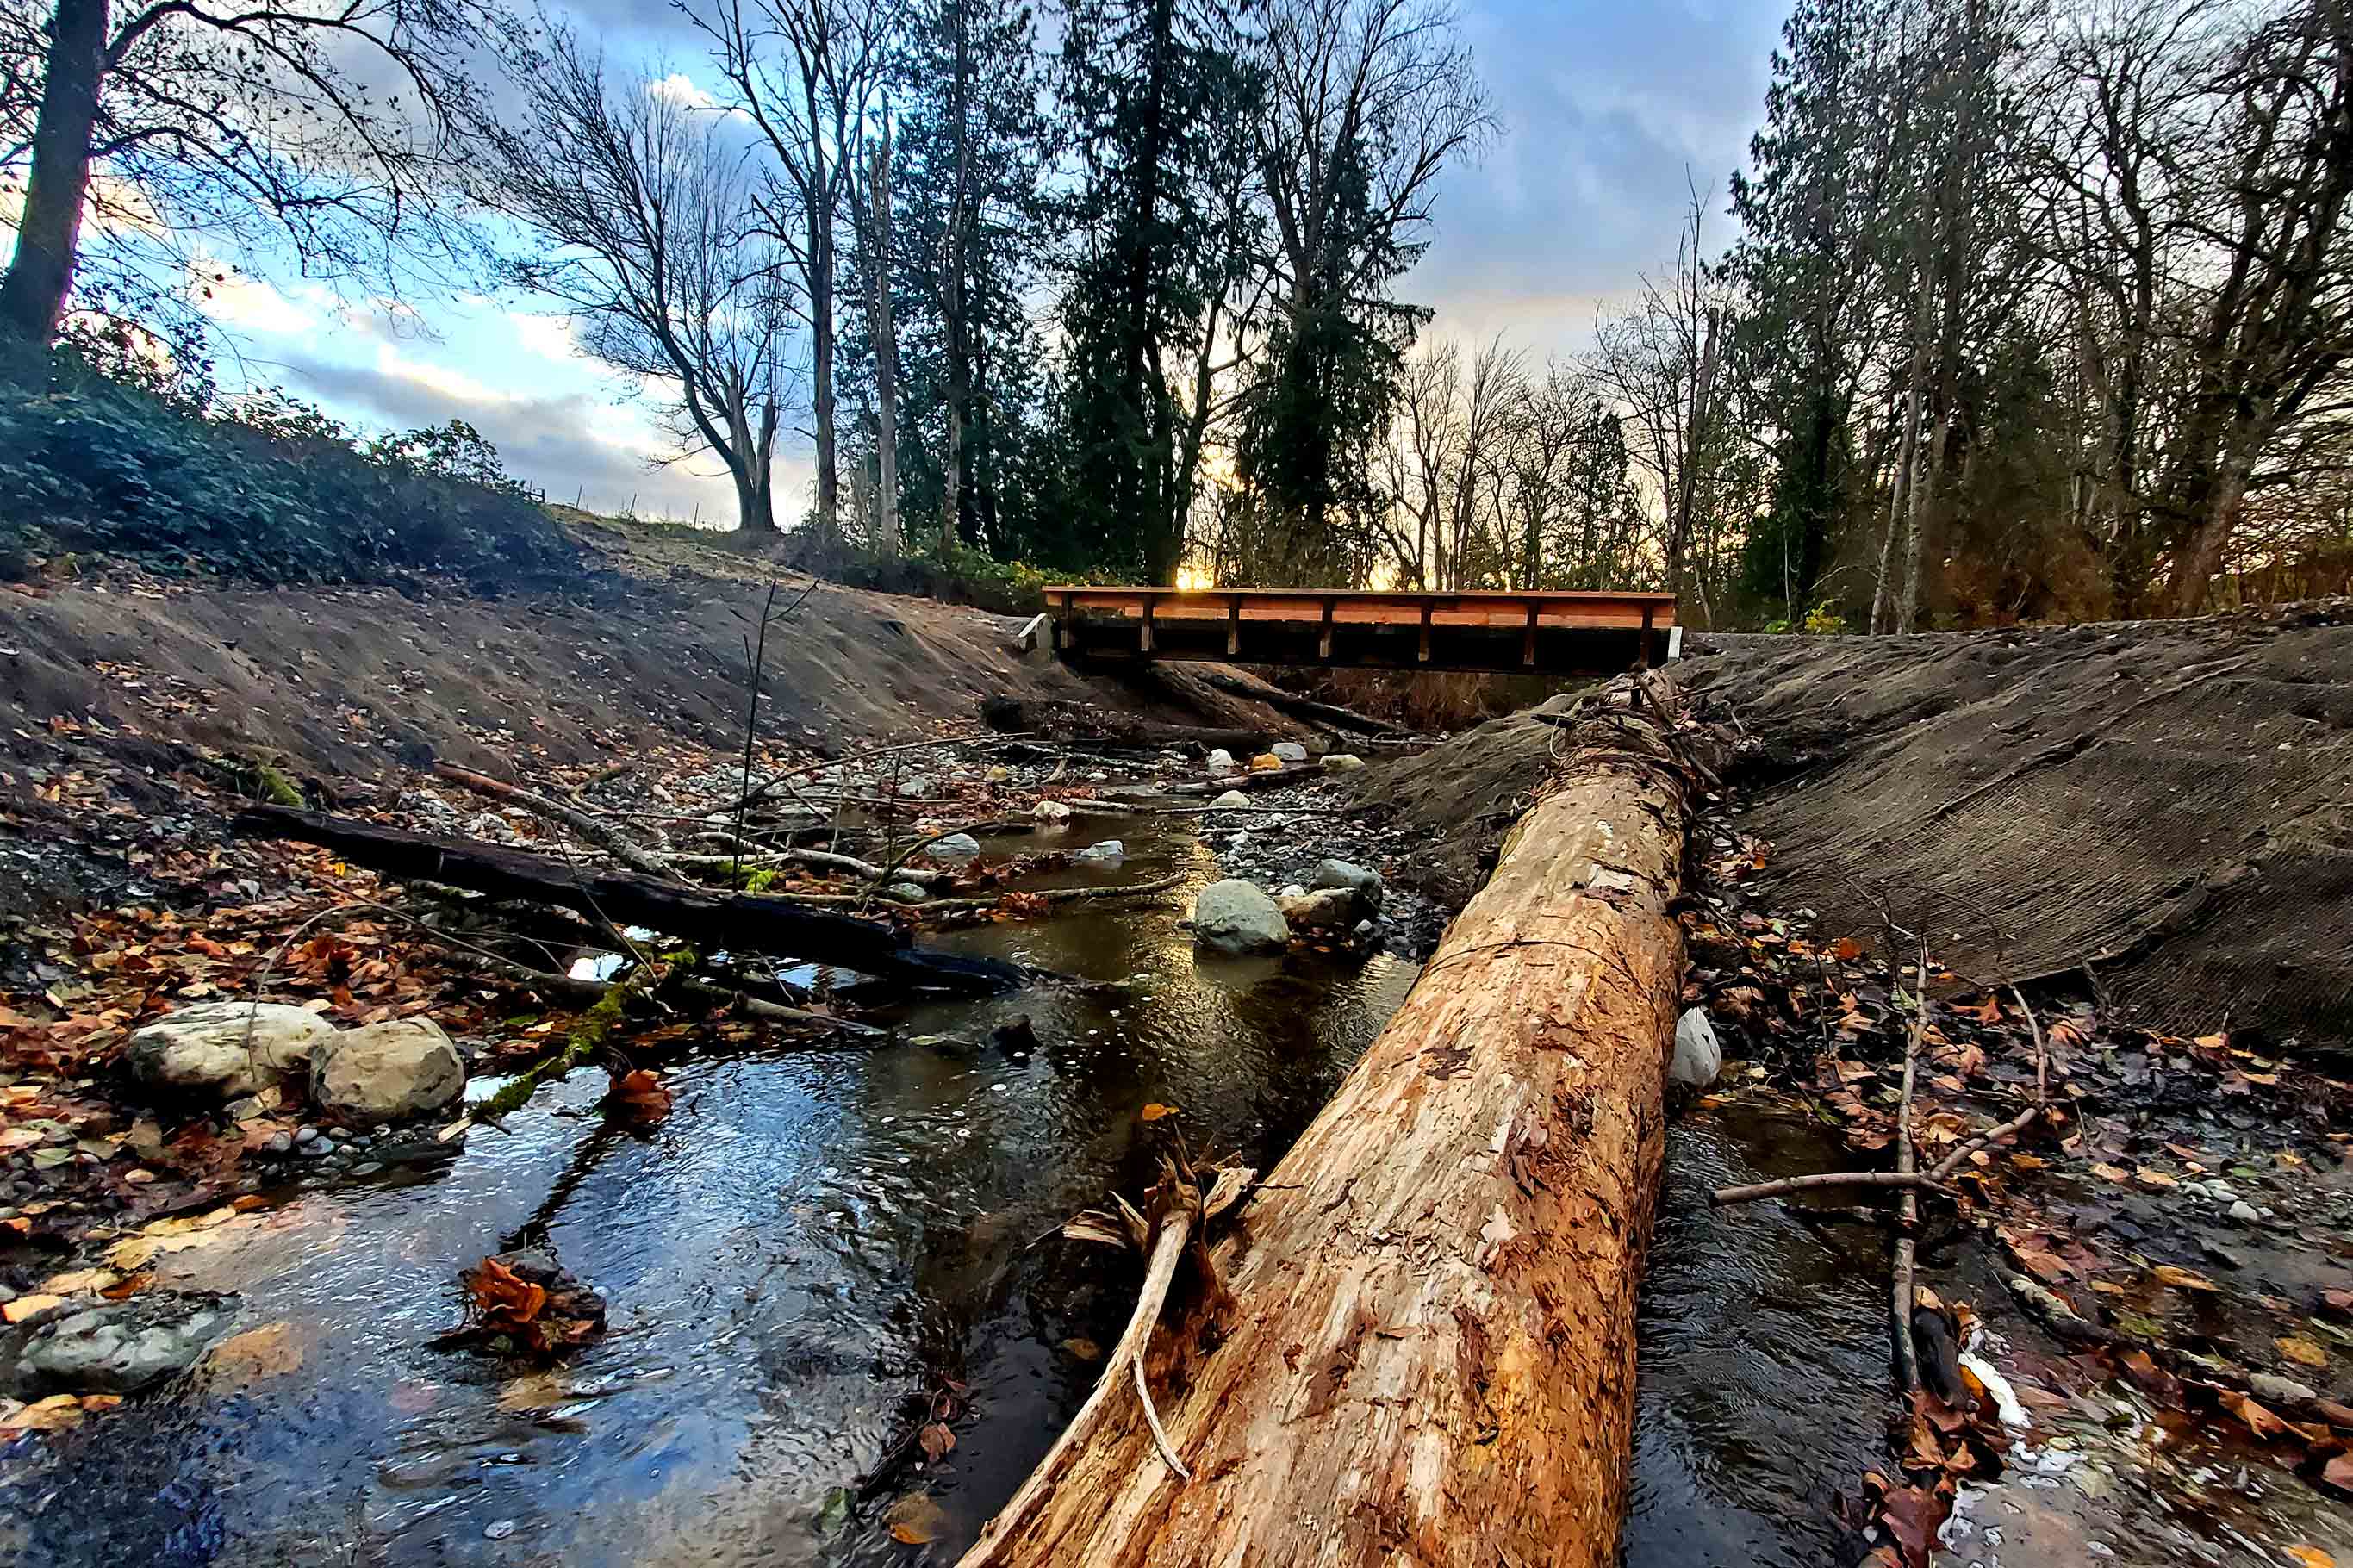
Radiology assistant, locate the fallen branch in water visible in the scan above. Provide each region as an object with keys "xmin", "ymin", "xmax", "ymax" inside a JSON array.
[
  {"xmin": 1891, "ymin": 943, "xmax": 1927, "ymax": 1396},
  {"xmin": 460, "ymin": 951, "xmax": 885, "ymax": 1039},
  {"xmin": 1709, "ymin": 1168, "xmax": 1956, "ymax": 1207},
  {"xmin": 1927, "ymin": 986, "xmax": 2050, "ymax": 1182},
  {"xmin": 234, "ymin": 806, "xmax": 1026, "ymax": 994}
]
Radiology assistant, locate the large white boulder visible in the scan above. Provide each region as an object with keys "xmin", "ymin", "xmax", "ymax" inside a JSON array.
[
  {"xmin": 313, "ymin": 1017, "xmax": 465, "ymax": 1121},
  {"xmin": 124, "ymin": 1003, "xmax": 334, "ymax": 1103},
  {"xmin": 1270, "ymin": 741, "xmax": 1309, "ymax": 763},
  {"xmin": 1191, "ymin": 880, "xmax": 1291, "ymax": 956}
]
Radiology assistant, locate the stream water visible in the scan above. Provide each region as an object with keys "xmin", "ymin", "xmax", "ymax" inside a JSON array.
[{"xmin": 2, "ymin": 818, "xmax": 1894, "ymax": 1566}]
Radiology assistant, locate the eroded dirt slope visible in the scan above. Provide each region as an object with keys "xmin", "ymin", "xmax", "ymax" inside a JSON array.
[{"xmin": 1359, "ymin": 605, "xmax": 2353, "ymax": 1054}]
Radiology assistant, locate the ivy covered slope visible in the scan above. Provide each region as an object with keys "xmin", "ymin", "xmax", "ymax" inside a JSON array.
[{"xmin": 0, "ymin": 339, "xmax": 576, "ymax": 588}]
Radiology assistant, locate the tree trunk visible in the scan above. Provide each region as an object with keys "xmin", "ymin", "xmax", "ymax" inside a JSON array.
[
  {"xmin": 957, "ymin": 674, "xmax": 1694, "ymax": 1568},
  {"xmin": 1666, "ymin": 308, "xmax": 1720, "ymax": 597},
  {"xmin": 812, "ymin": 206, "xmax": 838, "ymax": 544},
  {"xmin": 941, "ymin": 0, "xmax": 972, "ymax": 556},
  {"xmin": 0, "ymin": 0, "xmax": 110, "ymax": 342},
  {"xmin": 868, "ymin": 129, "xmax": 900, "ymax": 554}
]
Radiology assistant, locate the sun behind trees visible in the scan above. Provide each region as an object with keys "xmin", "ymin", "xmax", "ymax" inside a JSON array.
[{"xmin": 3, "ymin": 0, "xmax": 2350, "ymax": 625}]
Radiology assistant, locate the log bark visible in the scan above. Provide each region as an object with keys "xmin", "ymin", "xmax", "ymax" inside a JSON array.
[
  {"xmin": 233, "ymin": 806, "xmax": 1025, "ymax": 995},
  {"xmin": 956, "ymin": 675, "xmax": 1694, "ymax": 1567}
]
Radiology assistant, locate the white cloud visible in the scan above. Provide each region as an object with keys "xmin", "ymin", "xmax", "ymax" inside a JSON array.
[
  {"xmin": 514, "ymin": 312, "xmax": 591, "ymax": 365},
  {"xmin": 372, "ymin": 342, "xmax": 513, "ymax": 408},
  {"xmin": 196, "ymin": 271, "xmax": 320, "ymax": 337},
  {"xmin": 646, "ymin": 72, "xmax": 719, "ymax": 109}
]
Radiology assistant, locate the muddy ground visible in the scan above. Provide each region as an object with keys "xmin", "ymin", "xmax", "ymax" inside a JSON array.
[{"xmin": 2, "ymin": 528, "xmax": 2350, "ymax": 1566}]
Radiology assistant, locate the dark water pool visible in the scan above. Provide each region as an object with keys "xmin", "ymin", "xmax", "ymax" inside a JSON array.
[{"xmin": 0, "ymin": 821, "xmax": 1894, "ymax": 1566}]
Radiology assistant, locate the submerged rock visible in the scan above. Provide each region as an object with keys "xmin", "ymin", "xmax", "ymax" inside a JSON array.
[
  {"xmin": 1072, "ymin": 839, "xmax": 1125, "ymax": 866},
  {"xmin": 1191, "ymin": 880, "xmax": 1290, "ymax": 955},
  {"xmin": 125, "ymin": 1002, "xmax": 334, "ymax": 1104},
  {"xmin": 1671, "ymin": 1009, "xmax": 1721, "ymax": 1090},
  {"xmin": 3, "ymin": 1291, "xmax": 240, "ymax": 1396},
  {"xmin": 885, "ymin": 880, "xmax": 933, "ymax": 905},
  {"xmin": 1032, "ymin": 800, "xmax": 1073, "ymax": 823},
  {"xmin": 314, "ymin": 1017, "xmax": 465, "ymax": 1121},
  {"xmin": 926, "ymin": 832, "xmax": 983, "ymax": 861},
  {"xmin": 1312, "ymin": 859, "xmax": 1382, "ymax": 902}
]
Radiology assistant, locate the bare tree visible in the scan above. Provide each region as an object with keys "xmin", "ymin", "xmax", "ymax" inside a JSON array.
[
  {"xmin": 850, "ymin": 108, "xmax": 899, "ymax": 551},
  {"xmin": 692, "ymin": 0, "xmax": 895, "ymax": 544},
  {"xmin": 0, "ymin": 0, "xmax": 505, "ymax": 343},
  {"xmin": 472, "ymin": 31, "xmax": 792, "ymax": 531}
]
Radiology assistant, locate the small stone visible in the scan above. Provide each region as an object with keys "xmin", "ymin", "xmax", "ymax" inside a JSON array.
[
  {"xmin": 927, "ymin": 832, "xmax": 983, "ymax": 861},
  {"xmin": 484, "ymin": 1520, "xmax": 516, "ymax": 1541},
  {"xmin": 1277, "ymin": 887, "xmax": 1358, "ymax": 928},
  {"xmin": 300, "ymin": 1140, "xmax": 333, "ymax": 1159},
  {"xmin": 886, "ymin": 881, "xmax": 932, "ymax": 905},
  {"xmin": 1071, "ymin": 839, "xmax": 1125, "ymax": 866},
  {"xmin": 1354, "ymin": 919, "xmax": 1375, "ymax": 936},
  {"xmin": 1311, "ymin": 859, "xmax": 1384, "ymax": 914},
  {"xmin": 896, "ymin": 775, "xmax": 935, "ymax": 798},
  {"xmin": 1209, "ymin": 789, "xmax": 1250, "ymax": 808},
  {"xmin": 262, "ymin": 1132, "xmax": 294, "ymax": 1155},
  {"xmin": 1279, "ymin": 884, "xmax": 1308, "ymax": 899},
  {"xmin": 1085, "ymin": 770, "xmax": 1109, "ymax": 783},
  {"xmin": 1670, "ymin": 1009, "xmax": 1721, "ymax": 1090},
  {"xmin": 2230, "ymin": 1200, "xmax": 2260, "ymax": 1223},
  {"xmin": 350, "ymin": 1162, "xmax": 383, "ymax": 1177},
  {"xmin": 1270, "ymin": 741, "xmax": 1309, "ymax": 762},
  {"xmin": 1032, "ymin": 800, "xmax": 1073, "ymax": 823},
  {"xmin": 296, "ymin": 1126, "xmax": 320, "ymax": 1144},
  {"xmin": 1319, "ymin": 753, "xmax": 1366, "ymax": 771}
]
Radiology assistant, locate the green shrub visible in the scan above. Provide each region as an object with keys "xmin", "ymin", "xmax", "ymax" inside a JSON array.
[{"xmin": 0, "ymin": 339, "xmax": 576, "ymax": 587}]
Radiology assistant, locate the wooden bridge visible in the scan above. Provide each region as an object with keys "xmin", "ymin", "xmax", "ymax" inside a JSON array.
[{"xmin": 1039, "ymin": 586, "xmax": 1679, "ymax": 675}]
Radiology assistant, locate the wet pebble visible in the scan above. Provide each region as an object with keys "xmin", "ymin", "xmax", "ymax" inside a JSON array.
[{"xmin": 484, "ymin": 1519, "xmax": 516, "ymax": 1540}]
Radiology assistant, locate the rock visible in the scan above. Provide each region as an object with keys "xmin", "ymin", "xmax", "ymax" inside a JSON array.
[
  {"xmin": 984, "ymin": 765, "xmax": 1012, "ymax": 784},
  {"xmin": 1248, "ymin": 753, "xmax": 1285, "ymax": 772},
  {"xmin": 1671, "ymin": 1009, "xmax": 1721, "ymax": 1090},
  {"xmin": 2230, "ymin": 1199, "xmax": 2260, "ymax": 1224},
  {"xmin": 1032, "ymin": 800, "xmax": 1073, "ymax": 823},
  {"xmin": 261, "ymin": 1132, "xmax": 294, "ymax": 1156},
  {"xmin": 991, "ymin": 1015, "xmax": 1040, "ymax": 1055},
  {"xmin": 3, "ymin": 1291, "xmax": 240, "ymax": 1396},
  {"xmin": 1209, "ymin": 789, "xmax": 1251, "ymax": 808},
  {"xmin": 1319, "ymin": 753, "xmax": 1366, "ymax": 771},
  {"xmin": 2250, "ymin": 1371, "xmax": 2319, "ymax": 1407},
  {"xmin": 1311, "ymin": 859, "xmax": 1384, "ymax": 913},
  {"xmin": 885, "ymin": 880, "xmax": 933, "ymax": 905},
  {"xmin": 927, "ymin": 832, "xmax": 983, "ymax": 861},
  {"xmin": 1072, "ymin": 839, "xmax": 1125, "ymax": 866},
  {"xmin": 466, "ymin": 812, "xmax": 512, "ymax": 840},
  {"xmin": 1205, "ymin": 749, "xmax": 1237, "ymax": 774},
  {"xmin": 1271, "ymin": 741, "xmax": 1309, "ymax": 762},
  {"xmin": 1354, "ymin": 919, "xmax": 1376, "ymax": 936},
  {"xmin": 1277, "ymin": 887, "xmax": 1358, "ymax": 928},
  {"xmin": 1191, "ymin": 880, "xmax": 1291, "ymax": 955},
  {"xmin": 313, "ymin": 1017, "xmax": 466, "ymax": 1121},
  {"xmin": 125, "ymin": 1002, "xmax": 335, "ymax": 1103}
]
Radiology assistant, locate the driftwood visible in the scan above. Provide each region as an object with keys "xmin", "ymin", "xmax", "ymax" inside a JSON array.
[
  {"xmin": 1155, "ymin": 762, "xmax": 1323, "ymax": 796},
  {"xmin": 1192, "ymin": 670, "xmax": 1406, "ymax": 737},
  {"xmin": 233, "ymin": 806, "xmax": 1026, "ymax": 995},
  {"xmin": 956, "ymin": 673, "xmax": 1696, "ymax": 1568},
  {"xmin": 432, "ymin": 762, "xmax": 679, "ymax": 880}
]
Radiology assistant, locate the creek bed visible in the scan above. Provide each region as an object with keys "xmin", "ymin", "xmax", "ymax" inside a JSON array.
[{"xmin": 3, "ymin": 818, "xmax": 1895, "ymax": 1566}]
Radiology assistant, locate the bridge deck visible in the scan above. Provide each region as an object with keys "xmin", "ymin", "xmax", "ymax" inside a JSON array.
[{"xmin": 1042, "ymin": 586, "xmax": 1679, "ymax": 675}]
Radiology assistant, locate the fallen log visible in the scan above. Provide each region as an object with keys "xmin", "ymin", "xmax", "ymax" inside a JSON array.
[
  {"xmin": 431, "ymin": 762, "xmax": 680, "ymax": 880},
  {"xmin": 1193, "ymin": 669, "xmax": 1406, "ymax": 737},
  {"xmin": 956, "ymin": 673, "xmax": 1696, "ymax": 1568},
  {"xmin": 233, "ymin": 806, "xmax": 1026, "ymax": 995}
]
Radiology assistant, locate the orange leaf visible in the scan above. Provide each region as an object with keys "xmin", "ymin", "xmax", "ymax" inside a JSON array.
[
  {"xmin": 1139, "ymin": 1103, "xmax": 1178, "ymax": 1122},
  {"xmin": 2220, "ymin": 1388, "xmax": 2288, "ymax": 1440}
]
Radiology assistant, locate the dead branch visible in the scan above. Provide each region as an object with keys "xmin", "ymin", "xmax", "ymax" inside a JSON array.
[
  {"xmin": 234, "ymin": 805, "xmax": 1026, "ymax": 994},
  {"xmin": 1709, "ymin": 1169, "xmax": 1954, "ymax": 1207},
  {"xmin": 1892, "ymin": 942, "xmax": 1928, "ymax": 1396},
  {"xmin": 433, "ymin": 762, "xmax": 680, "ymax": 880}
]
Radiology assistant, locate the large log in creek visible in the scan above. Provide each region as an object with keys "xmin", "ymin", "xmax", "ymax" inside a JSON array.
[
  {"xmin": 231, "ymin": 806, "xmax": 1026, "ymax": 995},
  {"xmin": 959, "ymin": 671, "xmax": 1699, "ymax": 1568}
]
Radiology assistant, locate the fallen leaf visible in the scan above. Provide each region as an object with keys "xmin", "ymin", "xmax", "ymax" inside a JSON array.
[
  {"xmin": 1831, "ymin": 937, "xmax": 1864, "ymax": 961},
  {"xmin": 2090, "ymin": 1163, "xmax": 2131, "ymax": 1183},
  {"xmin": 2283, "ymin": 1547, "xmax": 2337, "ymax": 1568},
  {"xmin": 202, "ymin": 1321, "xmax": 304, "ymax": 1384},
  {"xmin": 1062, "ymin": 1337, "xmax": 1101, "ymax": 1361},
  {"xmin": 2280, "ymin": 1336, "xmax": 2331, "ymax": 1369},
  {"xmin": 2151, "ymin": 1264, "xmax": 2216, "ymax": 1292},
  {"xmin": 2325, "ymin": 1289, "xmax": 2353, "ymax": 1315},
  {"xmin": 2, "ymin": 1294, "xmax": 65, "ymax": 1323},
  {"xmin": 1138, "ymin": 1103, "xmax": 1177, "ymax": 1122},
  {"xmin": 2220, "ymin": 1389, "xmax": 2288, "ymax": 1440},
  {"xmin": 918, "ymin": 1421, "xmax": 956, "ymax": 1462},
  {"xmin": 2323, "ymin": 1453, "xmax": 2353, "ymax": 1496},
  {"xmin": 884, "ymin": 1492, "xmax": 947, "ymax": 1546}
]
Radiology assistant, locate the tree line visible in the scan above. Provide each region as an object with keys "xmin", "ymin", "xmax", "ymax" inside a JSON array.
[{"xmin": 3, "ymin": 0, "xmax": 2350, "ymax": 624}]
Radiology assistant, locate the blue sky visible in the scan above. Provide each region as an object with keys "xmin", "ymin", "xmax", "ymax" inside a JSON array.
[{"xmin": 194, "ymin": 0, "xmax": 1789, "ymax": 522}]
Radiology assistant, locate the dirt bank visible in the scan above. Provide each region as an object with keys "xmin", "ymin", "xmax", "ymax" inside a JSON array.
[{"xmin": 1358, "ymin": 603, "xmax": 2353, "ymax": 1055}]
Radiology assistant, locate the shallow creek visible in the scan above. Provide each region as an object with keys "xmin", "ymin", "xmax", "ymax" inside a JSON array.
[{"xmin": 4, "ymin": 817, "xmax": 1902, "ymax": 1566}]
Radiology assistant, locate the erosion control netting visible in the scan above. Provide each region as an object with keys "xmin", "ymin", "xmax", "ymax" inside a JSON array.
[{"xmin": 1684, "ymin": 608, "xmax": 2353, "ymax": 1055}]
